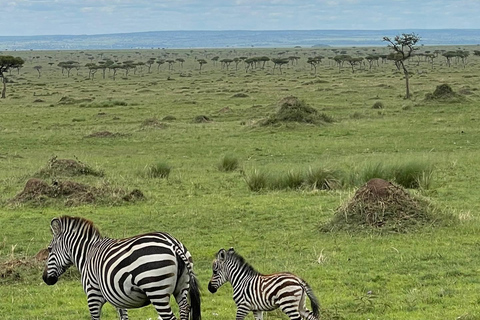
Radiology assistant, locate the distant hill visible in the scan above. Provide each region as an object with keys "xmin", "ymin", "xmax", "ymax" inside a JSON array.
[{"xmin": 1, "ymin": 29, "xmax": 479, "ymax": 51}]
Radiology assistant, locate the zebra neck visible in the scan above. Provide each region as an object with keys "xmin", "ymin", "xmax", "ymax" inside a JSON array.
[
  {"xmin": 71, "ymin": 234, "xmax": 102, "ymax": 272},
  {"xmin": 229, "ymin": 263, "xmax": 259, "ymax": 288}
]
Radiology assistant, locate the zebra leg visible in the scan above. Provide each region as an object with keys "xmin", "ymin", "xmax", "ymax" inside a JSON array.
[
  {"xmin": 86, "ymin": 294, "xmax": 106, "ymax": 320},
  {"xmin": 253, "ymin": 310, "xmax": 263, "ymax": 320},
  {"xmin": 175, "ymin": 292, "xmax": 190, "ymax": 320},
  {"xmin": 235, "ymin": 305, "xmax": 250, "ymax": 320},
  {"xmin": 117, "ymin": 308, "xmax": 129, "ymax": 320},
  {"xmin": 151, "ymin": 296, "xmax": 177, "ymax": 320}
]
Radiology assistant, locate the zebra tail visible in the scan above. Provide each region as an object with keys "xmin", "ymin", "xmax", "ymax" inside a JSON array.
[
  {"xmin": 189, "ymin": 272, "xmax": 202, "ymax": 320},
  {"xmin": 305, "ymin": 282, "xmax": 320, "ymax": 319},
  {"xmin": 174, "ymin": 245, "xmax": 201, "ymax": 320}
]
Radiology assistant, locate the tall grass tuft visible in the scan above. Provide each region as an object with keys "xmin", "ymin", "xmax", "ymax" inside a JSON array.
[
  {"xmin": 145, "ymin": 161, "xmax": 171, "ymax": 179},
  {"xmin": 218, "ymin": 154, "xmax": 239, "ymax": 172},
  {"xmin": 350, "ymin": 160, "xmax": 434, "ymax": 189},
  {"xmin": 244, "ymin": 169, "xmax": 268, "ymax": 191},
  {"xmin": 393, "ymin": 161, "xmax": 434, "ymax": 189},
  {"xmin": 270, "ymin": 170, "xmax": 305, "ymax": 190},
  {"xmin": 305, "ymin": 166, "xmax": 343, "ymax": 190}
]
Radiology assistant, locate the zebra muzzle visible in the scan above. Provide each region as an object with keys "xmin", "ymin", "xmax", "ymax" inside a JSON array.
[
  {"xmin": 207, "ymin": 282, "xmax": 217, "ymax": 293},
  {"xmin": 42, "ymin": 269, "xmax": 58, "ymax": 285}
]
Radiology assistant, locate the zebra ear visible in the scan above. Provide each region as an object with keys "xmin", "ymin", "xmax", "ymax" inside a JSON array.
[
  {"xmin": 50, "ymin": 218, "xmax": 61, "ymax": 236},
  {"xmin": 228, "ymin": 247, "xmax": 235, "ymax": 254},
  {"xmin": 217, "ymin": 249, "xmax": 227, "ymax": 261}
]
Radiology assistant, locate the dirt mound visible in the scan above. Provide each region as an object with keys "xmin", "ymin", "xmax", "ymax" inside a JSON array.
[
  {"xmin": 141, "ymin": 118, "xmax": 168, "ymax": 129},
  {"xmin": 35, "ymin": 157, "xmax": 104, "ymax": 178},
  {"xmin": 193, "ymin": 115, "xmax": 212, "ymax": 123},
  {"xmin": 425, "ymin": 84, "xmax": 464, "ymax": 101},
  {"xmin": 10, "ymin": 178, "xmax": 144, "ymax": 207},
  {"xmin": 321, "ymin": 178, "xmax": 436, "ymax": 233},
  {"xmin": 262, "ymin": 96, "xmax": 333, "ymax": 125}
]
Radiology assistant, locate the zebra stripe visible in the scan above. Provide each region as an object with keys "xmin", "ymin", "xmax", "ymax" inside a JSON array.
[
  {"xmin": 43, "ymin": 216, "xmax": 201, "ymax": 320},
  {"xmin": 208, "ymin": 248, "xmax": 320, "ymax": 320}
]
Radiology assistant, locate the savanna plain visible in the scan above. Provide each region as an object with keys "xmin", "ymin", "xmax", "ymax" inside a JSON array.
[{"xmin": 1, "ymin": 44, "xmax": 480, "ymax": 320}]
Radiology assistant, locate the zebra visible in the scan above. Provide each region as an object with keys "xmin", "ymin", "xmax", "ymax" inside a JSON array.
[
  {"xmin": 42, "ymin": 215, "xmax": 201, "ymax": 320},
  {"xmin": 208, "ymin": 248, "xmax": 320, "ymax": 320}
]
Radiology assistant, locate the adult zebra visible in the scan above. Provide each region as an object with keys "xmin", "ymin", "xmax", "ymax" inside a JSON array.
[
  {"xmin": 43, "ymin": 216, "xmax": 201, "ymax": 320},
  {"xmin": 208, "ymin": 248, "xmax": 320, "ymax": 320}
]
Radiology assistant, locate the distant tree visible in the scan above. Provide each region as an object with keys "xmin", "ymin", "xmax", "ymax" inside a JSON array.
[
  {"xmin": 85, "ymin": 63, "xmax": 98, "ymax": 80},
  {"xmin": 166, "ymin": 59, "xmax": 175, "ymax": 70},
  {"xmin": 271, "ymin": 58, "xmax": 289, "ymax": 74},
  {"xmin": 58, "ymin": 61, "xmax": 78, "ymax": 77},
  {"xmin": 146, "ymin": 58, "xmax": 156, "ymax": 73},
  {"xmin": 383, "ymin": 33, "xmax": 420, "ymax": 99},
  {"xmin": 347, "ymin": 57, "xmax": 363, "ymax": 73},
  {"xmin": 197, "ymin": 59, "xmax": 207, "ymax": 72},
  {"xmin": 34, "ymin": 65, "xmax": 42, "ymax": 78},
  {"xmin": 307, "ymin": 56, "xmax": 322, "ymax": 74},
  {"xmin": 0, "ymin": 56, "xmax": 25, "ymax": 98},
  {"xmin": 156, "ymin": 59, "xmax": 166, "ymax": 71},
  {"xmin": 175, "ymin": 58, "xmax": 185, "ymax": 68},
  {"xmin": 211, "ymin": 56, "xmax": 219, "ymax": 66},
  {"xmin": 258, "ymin": 56, "xmax": 270, "ymax": 69},
  {"xmin": 220, "ymin": 58, "xmax": 233, "ymax": 70},
  {"xmin": 365, "ymin": 54, "xmax": 380, "ymax": 69},
  {"xmin": 474, "ymin": 50, "xmax": 480, "ymax": 57},
  {"xmin": 233, "ymin": 57, "xmax": 241, "ymax": 71},
  {"xmin": 333, "ymin": 54, "xmax": 351, "ymax": 72},
  {"xmin": 109, "ymin": 64, "xmax": 123, "ymax": 81}
]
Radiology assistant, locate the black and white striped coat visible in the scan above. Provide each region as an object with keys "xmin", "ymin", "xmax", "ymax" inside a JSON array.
[
  {"xmin": 208, "ymin": 248, "xmax": 319, "ymax": 320},
  {"xmin": 43, "ymin": 216, "xmax": 201, "ymax": 320}
]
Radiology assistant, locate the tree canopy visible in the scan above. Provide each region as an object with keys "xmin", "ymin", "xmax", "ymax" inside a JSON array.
[{"xmin": 0, "ymin": 55, "xmax": 25, "ymax": 98}]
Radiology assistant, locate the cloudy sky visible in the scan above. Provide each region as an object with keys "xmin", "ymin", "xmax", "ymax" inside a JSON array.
[{"xmin": 2, "ymin": 0, "xmax": 479, "ymax": 36}]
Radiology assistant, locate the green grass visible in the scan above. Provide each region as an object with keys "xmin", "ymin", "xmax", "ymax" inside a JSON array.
[{"xmin": 1, "ymin": 45, "xmax": 480, "ymax": 319}]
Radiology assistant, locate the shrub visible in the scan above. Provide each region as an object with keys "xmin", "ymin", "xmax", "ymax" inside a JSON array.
[
  {"xmin": 146, "ymin": 161, "xmax": 171, "ymax": 179},
  {"xmin": 218, "ymin": 154, "xmax": 239, "ymax": 172},
  {"xmin": 372, "ymin": 101, "xmax": 384, "ymax": 109}
]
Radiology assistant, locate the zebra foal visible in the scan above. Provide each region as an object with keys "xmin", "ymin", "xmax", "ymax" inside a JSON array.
[
  {"xmin": 208, "ymin": 248, "xmax": 320, "ymax": 320},
  {"xmin": 42, "ymin": 215, "xmax": 201, "ymax": 320}
]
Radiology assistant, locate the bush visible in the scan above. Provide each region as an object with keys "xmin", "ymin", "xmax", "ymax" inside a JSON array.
[
  {"xmin": 218, "ymin": 154, "xmax": 239, "ymax": 172},
  {"xmin": 270, "ymin": 170, "xmax": 305, "ymax": 190},
  {"xmin": 146, "ymin": 161, "xmax": 171, "ymax": 179},
  {"xmin": 372, "ymin": 101, "xmax": 384, "ymax": 109}
]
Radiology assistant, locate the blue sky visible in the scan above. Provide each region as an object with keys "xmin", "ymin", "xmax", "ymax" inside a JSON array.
[{"xmin": 2, "ymin": 0, "xmax": 479, "ymax": 36}]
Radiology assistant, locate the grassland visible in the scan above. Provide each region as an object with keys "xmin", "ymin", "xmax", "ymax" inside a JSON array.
[{"xmin": 1, "ymin": 44, "xmax": 480, "ymax": 319}]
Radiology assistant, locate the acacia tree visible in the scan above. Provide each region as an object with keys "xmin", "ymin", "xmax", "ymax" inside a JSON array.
[
  {"xmin": 0, "ymin": 56, "xmax": 25, "ymax": 98},
  {"xmin": 383, "ymin": 33, "xmax": 420, "ymax": 99},
  {"xmin": 34, "ymin": 65, "xmax": 42, "ymax": 78}
]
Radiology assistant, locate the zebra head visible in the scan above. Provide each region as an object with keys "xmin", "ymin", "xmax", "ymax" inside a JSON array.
[
  {"xmin": 208, "ymin": 247, "xmax": 234, "ymax": 293},
  {"xmin": 42, "ymin": 218, "xmax": 74, "ymax": 286}
]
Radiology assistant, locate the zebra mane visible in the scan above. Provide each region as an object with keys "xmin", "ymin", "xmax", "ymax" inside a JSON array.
[
  {"xmin": 228, "ymin": 250, "xmax": 260, "ymax": 275},
  {"xmin": 59, "ymin": 215, "xmax": 103, "ymax": 238}
]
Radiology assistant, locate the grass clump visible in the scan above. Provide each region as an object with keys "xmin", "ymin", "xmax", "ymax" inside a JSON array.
[
  {"xmin": 244, "ymin": 169, "xmax": 269, "ymax": 191},
  {"xmin": 218, "ymin": 154, "xmax": 239, "ymax": 172},
  {"xmin": 270, "ymin": 170, "xmax": 305, "ymax": 190},
  {"xmin": 305, "ymin": 166, "xmax": 343, "ymax": 190},
  {"xmin": 350, "ymin": 160, "xmax": 434, "ymax": 189},
  {"xmin": 145, "ymin": 161, "xmax": 171, "ymax": 178}
]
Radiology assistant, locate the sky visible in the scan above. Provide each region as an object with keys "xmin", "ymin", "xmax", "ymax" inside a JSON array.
[{"xmin": 1, "ymin": 0, "xmax": 479, "ymax": 37}]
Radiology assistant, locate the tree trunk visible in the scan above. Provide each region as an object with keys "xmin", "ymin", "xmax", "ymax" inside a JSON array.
[
  {"xmin": 1, "ymin": 77, "xmax": 6, "ymax": 99},
  {"xmin": 401, "ymin": 62, "xmax": 410, "ymax": 99}
]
